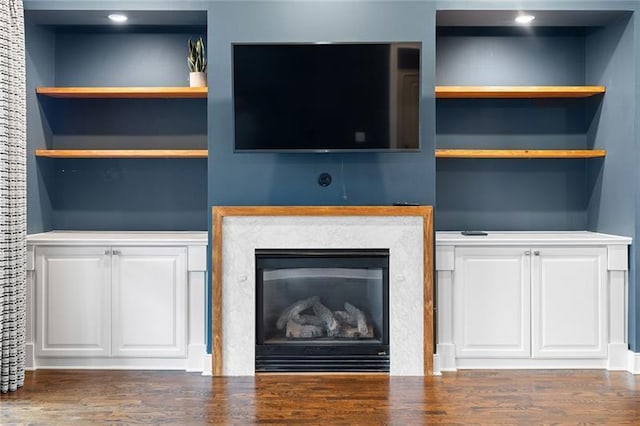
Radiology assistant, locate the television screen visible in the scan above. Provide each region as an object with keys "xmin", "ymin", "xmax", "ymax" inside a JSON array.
[{"xmin": 232, "ymin": 43, "xmax": 421, "ymax": 152}]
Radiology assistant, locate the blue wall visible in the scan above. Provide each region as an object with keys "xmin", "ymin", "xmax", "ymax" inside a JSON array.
[
  {"xmin": 207, "ymin": 1, "xmax": 436, "ymax": 208},
  {"xmin": 26, "ymin": 22, "xmax": 55, "ymax": 234}
]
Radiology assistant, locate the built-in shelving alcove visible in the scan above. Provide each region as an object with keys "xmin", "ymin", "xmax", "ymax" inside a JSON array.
[
  {"xmin": 434, "ymin": 9, "xmax": 634, "ymax": 233},
  {"xmin": 26, "ymin": 9, "xmax": 208, "ymax": 232}
]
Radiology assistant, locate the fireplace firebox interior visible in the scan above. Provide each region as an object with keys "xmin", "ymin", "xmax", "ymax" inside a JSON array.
[{"xmin": 255, "ymin": 249, "xmax": 390, "ymax": 372}]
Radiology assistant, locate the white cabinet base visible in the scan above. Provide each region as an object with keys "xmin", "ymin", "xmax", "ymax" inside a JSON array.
[
  {"xmin": 26, "ymin": 345, "xmax": 208, "ymax": 371},
  {"xmin": 455, "ymin": 357, "xmax": 609, "ymax": 370},
  {"xmin": 436, "ymin": 348, "xmax": 640, "ymax": 373},
  {"xmin": 26, "ymin": 231, "xmax": 208, "ymax": 372},
  {"xmin": 435, "ymin": 231, "xmax": 634, "ymax": 374},
  {"xmin": 628, "ymin": 351, "xmax": 640, "ymax": 374}
]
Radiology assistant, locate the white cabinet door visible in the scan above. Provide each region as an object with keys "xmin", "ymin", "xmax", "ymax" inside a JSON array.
[
  {"xmin": 531, "ymin": 247, "xmax": 607, "ymax": 358},
  {"xmin": 35, "ymin": 246, "xmax": 111, "ymax": 357},
  {"xmin": 111, "ymin": 247, "xmax": 187, "ymax": 357},
  {"xmin": 454, "ymin": 247, "xmax": 531, "ymax": 358}
]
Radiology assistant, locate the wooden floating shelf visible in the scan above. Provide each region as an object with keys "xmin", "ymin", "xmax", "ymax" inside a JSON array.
[
  {"xmin": 35, "ymin": 149, "xmax": 208, "ymax": 159},
  {"xmin": 36, "ymin": 86, "xmax": 208, "ymax": 99},
  {"xmin": 435, "ymin": 86, "xmax": 606, "ymax": 99},
  {"xmin": 435, "ymin": 149, "xmax": 607, "ymax": 159}
]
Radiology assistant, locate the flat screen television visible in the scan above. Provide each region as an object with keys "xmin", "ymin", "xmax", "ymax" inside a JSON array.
[{"xmin": 232, "ymin": 42, "xmax": 421, "ymax": 152}]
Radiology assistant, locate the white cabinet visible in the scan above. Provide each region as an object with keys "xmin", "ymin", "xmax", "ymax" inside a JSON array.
[
  {"xmin": 35, "ymin": 245, "xmax": 187, "ymax": 359},
  {"xmin": 112, "ymin": 247, "xmax": 187, "ymax": 358},
  {"xmin": 35, "ymin": 246, "xmax": 111, "ymax": 357},
  {"xmin": 26, "ymin": 231, "xmax": 207, "ymax": 371},
  {"xmin": 454, "ymin": 247, "xmax": 531, "ymax": 358},
  {"xmin": 436, "ymin": 231, "xmax": 631, "ymax": 372},
  {"xmin": 454, "ymin": 246, "xmax": 606, "ymax": 360},
  {"xmin": 532, "ymin": 248, "xmax": 607, "ymax": 359}
]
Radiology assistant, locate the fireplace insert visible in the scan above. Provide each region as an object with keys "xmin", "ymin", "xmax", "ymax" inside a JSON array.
[{"xmin": 255, "ymin": 249, "xmax": 389, "ymax": 372}]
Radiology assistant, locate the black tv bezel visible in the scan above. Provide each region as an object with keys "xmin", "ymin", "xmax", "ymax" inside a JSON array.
[{"xmin": 231, "ymin": 41, "xmax": 422, "ymax": 154}]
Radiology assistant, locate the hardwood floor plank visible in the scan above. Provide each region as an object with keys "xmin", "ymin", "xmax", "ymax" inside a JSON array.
[{"xmin": 1, "ymin": 370, "xmax": 640, "ymax": 424}]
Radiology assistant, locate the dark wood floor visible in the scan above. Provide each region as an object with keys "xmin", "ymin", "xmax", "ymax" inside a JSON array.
[{"xmin": 1, "ymin": 370, "xmax": 639, "ymax": 424}]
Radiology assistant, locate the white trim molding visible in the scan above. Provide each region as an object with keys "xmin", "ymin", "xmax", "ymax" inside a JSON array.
[
  {"xmin": 628, "ymin": 351, "xmax": 640, "ymax": 374},
  {"xmin": 202, "ymin": 354, "xmax": 213, "ymax": 376}
]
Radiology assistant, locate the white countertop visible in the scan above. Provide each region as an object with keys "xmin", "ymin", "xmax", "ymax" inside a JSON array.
[
  {"xmin": 436, "ymin": 231, "xmax": 631, "ymax": 246},
  {"xmin": 27, "ymin": 230, "xmax": 208, "ymax": 246}
]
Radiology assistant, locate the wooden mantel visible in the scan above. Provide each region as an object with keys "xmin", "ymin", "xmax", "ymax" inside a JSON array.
[{"xmin": 211, "ymin": 205, "xmax": 434, "ymax": 376}]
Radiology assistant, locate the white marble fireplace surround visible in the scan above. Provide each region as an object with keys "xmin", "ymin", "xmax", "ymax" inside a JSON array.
[{"xmin": 216, "ymin": 209, "xmax": 429, "ymax": 376}]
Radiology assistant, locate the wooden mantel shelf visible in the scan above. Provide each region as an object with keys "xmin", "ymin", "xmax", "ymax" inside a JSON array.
[
  {"xmin": 435, "ymin": 86, "xmax": 606, "ymax": 98},
  {"xmin": 36, "ymin": 86, "xmax": 207, "ymax": 99},
  {"xmin": 436, "ymin": 149, "xmax": 606, "ymax": 159},
  {"xmin": 35, "ymin": 149, "xmax": 208, "ymax": 159}
]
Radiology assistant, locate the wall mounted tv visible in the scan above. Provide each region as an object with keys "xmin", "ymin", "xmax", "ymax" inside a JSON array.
[{"xmin": 232, "ymin": 42, "xmax": 421, "ymax": 152}]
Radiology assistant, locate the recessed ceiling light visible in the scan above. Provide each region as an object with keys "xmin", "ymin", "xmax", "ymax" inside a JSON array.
[
  {"xmin": 515, "ymin": 14, "xmax": 535, "ymax": 25},
  {"xmin": 108, "ymin": 14, "xmax": 128, "ymax": 23}
]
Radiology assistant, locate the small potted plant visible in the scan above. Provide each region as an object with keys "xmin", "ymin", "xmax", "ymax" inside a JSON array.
[{"xmin": 188, "ymin": 37, "xmax": 207, "ymax": 87}]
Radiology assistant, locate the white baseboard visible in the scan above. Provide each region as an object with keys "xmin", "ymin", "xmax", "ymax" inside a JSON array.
[
  {"xmin": 28, "ymin": 352, "xmax": 212, "ymax": 373},
  {"xmin": 202, "ymin": 354, "xmax": 212, "ymax": 376},
  {"xmin": 436, "ymin": 343, "xmax": 457, "ymax": 372},
  {"xmin": 186, "ymin": 344, "xmax": 207, "ymax": 372},
  {"xmin": 608, "ymin": 343, "xmax": 629, "ymax": 370},
  {"xmin": 432, "ymin": 354, "xmax": 442, "ymax": 376},
  {"xmin": 627, "ymin": 350, "xmax": 640, "ymax": 374},
  {"xmin": 436, "ymin": 344, "xmax": 640, "ymax": 373},
  {"xmin": 28, "ymin": 345, "xmax": 209, "ymax": 372},
  {"xmin": 25, "ymin": 343, "xmax": 35, "ymax": 370},
  {"xmin": 32, "ymin": 357, "xmax": 192, "ymax": 370},
  {"xmin": 454, "ymin": 358, "xmax": 617, "ymax": 370}
]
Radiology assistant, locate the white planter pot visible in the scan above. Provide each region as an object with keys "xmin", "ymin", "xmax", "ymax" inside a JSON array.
[{"xmin": 189, "ymin": 72, "xmax": 207, "ymax": 87}]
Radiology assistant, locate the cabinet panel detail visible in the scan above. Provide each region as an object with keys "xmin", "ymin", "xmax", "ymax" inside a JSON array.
[
  {"xmin": 36, "ymin": 247, "xmax": 111, "ymax": 357},
  {"xmin": 454, "ymin": 247, "xmax": 530, "ymax": 358},
  {"xmin": 532, "ymin": 247, "xmax": 607, "ymax": 358},
  {"xmin": 112, "ymin": 247, "xmax": 187, "ymax": 357}
]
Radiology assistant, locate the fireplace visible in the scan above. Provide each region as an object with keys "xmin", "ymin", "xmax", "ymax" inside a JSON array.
[
  {"xmin": 255, "ymin": 249, "xmax": 390, "ymax": 372},
  {"xmin": 212, "ymin": 206, "xmax": 432, "ymax": 376}
]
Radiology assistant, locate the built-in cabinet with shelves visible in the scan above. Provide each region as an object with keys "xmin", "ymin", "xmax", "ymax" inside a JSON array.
[
  {"xmin": 435, "ymin": 231, "xmax": 630, "ymax": 371},
  {"xmin": 434, "ymin": 10, "xmax": 637, "ymax": 373},
  {"xmin": 25, "ymin": 9, "xmax": 210, "ymax": 370}
]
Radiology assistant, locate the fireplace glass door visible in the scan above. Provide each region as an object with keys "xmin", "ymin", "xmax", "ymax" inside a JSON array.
[{"xmin": 255, "ymin": 249, "xmax": 389, "ymax": 372}]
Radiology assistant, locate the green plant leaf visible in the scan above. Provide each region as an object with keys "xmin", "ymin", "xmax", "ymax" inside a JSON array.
[{"xmin": 187, "ymin": 36, "xmax": 206, "ymax": 72}]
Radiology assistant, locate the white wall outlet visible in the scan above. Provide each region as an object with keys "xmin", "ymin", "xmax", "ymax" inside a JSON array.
[{"xmin": 355, "ymin": 131, "xmax": 366, "ymax": 143}]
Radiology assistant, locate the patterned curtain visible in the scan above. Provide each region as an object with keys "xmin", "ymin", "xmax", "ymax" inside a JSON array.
[{"xmin": 0, "ymin": 0, "xmax": 26, "ymax": 393}]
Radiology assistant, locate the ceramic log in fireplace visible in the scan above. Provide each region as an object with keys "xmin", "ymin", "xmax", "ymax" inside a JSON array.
[{"xmin": 255, "ymin": 249, "xmax": 389, "ymax": 372}]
